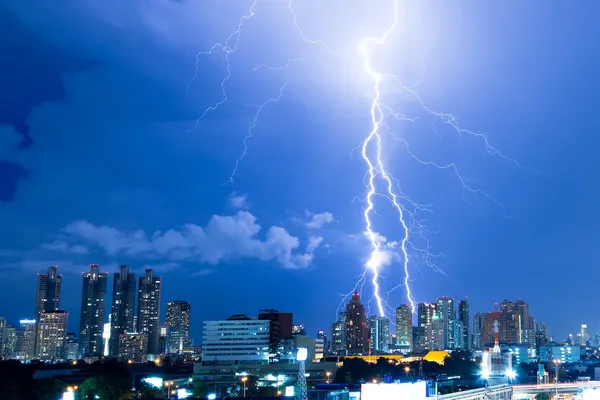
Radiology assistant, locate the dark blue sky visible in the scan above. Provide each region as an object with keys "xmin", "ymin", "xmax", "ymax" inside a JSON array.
[{"xmin": 1, "ymin": 0, "xmax": 598, "ymax": 343}]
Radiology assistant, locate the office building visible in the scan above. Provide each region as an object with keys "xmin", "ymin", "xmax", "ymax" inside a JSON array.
[
  {"xmin": 458, "ymin": 298, "xmax": 470, "ymax": 350},
  {"xmin": 430, "ymin": 314, "xmax": 444, "ymax": 350},
  {"xmin": 258, "ymin": 309, "xmax": 293, "ymax": 362},
  {"xmin": 110, "ymin": 265, "xmax": 136, "ymax": 356},
  {"xmin": 317, "ymin": 330, "xmax": 329, "ymax": 354},
  {"xmin": 330, "ymin": 312, "xmax": 346, "ymax": 354},
  {"xmin": 345, "ymin": 293, "xmax": 369, "ymax": 355},
  {"xmin": 15, "ymin": 319, "xmax": 36, "ymax": 361},
  {"xmin": 395, "ymin": 305, "xmax": 413, "ymax": 352},
  {"xmin": 202, "ymin": 314, "xmax": 270, "ymax": 364},
  {"xmin": 36, "ymin": 311, "xmax": 68, "ymax": 361},
  {"xmin": 436, "ymin": 297, "xmax": 455, "ymax": 350},
  {"xmin": 137, "ymin": 269, "xmax": 162, "ymax": 355},
  {"xmin": 36, "ymin": 266, "xmax": 62, "ymax": 318},
  {"xmin": 369, "ymin": 315, "xmax": 390, "ymax": 354},
  {"xmin": 452, "ymin": 320, "xmax": 464, "ymax": 350},
  {"xmin": 539, "ymin": 345, "xmax": 581, "ymax": 363},
  {"xmin": 166, "ymin": 300, "xmax": 191, "ymax": 354},
  {"xmin": 119, "ymin": 332, "xmax": 149, "ymax": 362},
  {"xmin": 581, "ymin": 324, "xmax": 589, "ymax": 345},
  {"xmin": 79, "ymin": 264, "xmax": 108, "ymax": 358}
]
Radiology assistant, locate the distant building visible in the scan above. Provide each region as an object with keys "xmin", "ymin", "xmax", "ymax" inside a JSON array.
[
  {"xmin": 119, "ymin": 332, "xmax": 149, "ymax": 362},
  {"xmin": 330, "ymin": 312, "xmax": 346, "ymax": 355},
  {"xmin": 452, "ymin": 320, "xmax": 464, "ymax": 350},
  {"xmin": 165, "ymin": 300, "xmax": 191, "ymax": 354},
  {"xmin": 79, "ymin": 264, "xmax": 107, "ymax": 358},
  {"xmin": 314, "ymin": 337, "xmax": 325, "ymax": 362},
  {"xmin": 15, "ymin": 319, "xmax": 36, "ymax": 361},
  {"xmin": 539, "ymin": 345, "xmax": 581, "ymax": 363},
  {"xmin": 202, "ymin": 315, "xmax": 270, "ymax": 365},
  {"xmin": 110, "ymin": 265, "xmax": 136, "ymax": 356},
  {"xmin": 36, "ymin": 266, "xmax": 62, "ymax": 318},
  {"xmin": 36, "ymin": 311, "xmax": 68, "ymax": 361},
  {"xmin": 369, "ymin": 315, "xmax": 390, "ymax": 354},
  {"xmin": 473, "ymin": 313, "xmax": 484, "ymax": 350},
  {"xmin": 137, "ymin": 269, "xmax": 162, "ymax": 355},
  {"xmin": 416, "ymin": 303, "xmax": 436, "ymax": 352},
  {"xmin": 581, "ymin": 324, "xmax": 589, "ymax": 345},
  {"xmin": 345, "ymin": 293, "xmax": 369, "ymax": 355},
  {"xmin": 317, "ymin": 330, "xmax": 328, "ymax": 354},
  {"xmin": 3, "ymin": 325, "xmax": 17, "ymax": 359},
  {"xmin": 436, "ymin": 297, "xmax": 455, "ymax": 350},
  {"xmin": 458, "ymin": 299, "xmax": 470, "ymax": 351},
  {"xmin": 431, "ymin": 314, "xmax": 444, "ymax": 351},
  {"xmin": 395, "ymin": 305, "xmax": 413, "ymax": 352},
  {"xmin": 65, "ymin": 333, "xmax": 78, "ymax": 360},
  {"xmin": 293, "ymin": 324, "xmax": 306, "ymax": 336},
  {"xmin": 158, "ymin": 324, "xmax": 168, "ymax": 354}
]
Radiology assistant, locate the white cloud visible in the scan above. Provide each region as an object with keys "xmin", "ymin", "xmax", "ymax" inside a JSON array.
[
  {"xmin": 304, "ymin": 210, "xmax": 334, "ymax": 230},
  {"xmin": 41, "ymin": 241, "xmax": 89, "ymax": 255},
  {"xmin": 50, "ymin": 211, "xmax": 319, "ymax": 269},
  {"xmin": 229, "ymin": 192, "xmax": 248, "ymax": 210}
]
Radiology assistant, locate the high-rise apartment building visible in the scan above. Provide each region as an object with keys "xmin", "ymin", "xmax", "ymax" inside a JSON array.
[
  {"xmin": 202, "ymin": 315, "xmax": 270, "ymax": 365},
  {"xmin": 65, "ymin": 333, "xmax": 78, "ymax": 360},
  {"xmin": 36, "ymin": 266, "xmax": 62, "ymax": 318},
  {"xmin": 330, "ymin": 312, "xmax": 346, "ymax": 354},
  {"xmin": 430, "ymin": 314, "xmax": 444, "ymax": 350},
  {"xmin": 36, "ymin": 311, "xmax": 68, "ymax": 361},
  {"xmin": 369, "ymin": 315, "xmax": 390, "ymax": 354},
  {"xmin": 345, "ymin": 293, "xmax": 369, "ymax": 355},
  {"xmin": 15, "ymin": 319, "xmax": 36, "ymax": 361},
  {"xmin": 110, "ymin": 265, "xmax": 136, "ymax": 356},
  {"xmin": 436, "ymin": 297, "xmax": 455, "ymax": 350},
  {"xmin": 119, "ymin": 332, "xmax": 149, "ymax": 363},
  {"xmin": 3, "ymin": 325, "xmax": 17, "ymax": 359},
  {"xmin": 416, "ymin": 302, "xmax": 436, "ymax": 352},
  {"xmin": 79, "ymin": 264, "xmax": 107, "ymax": 358},
  {"xmin": 137, "ymin": 269, "xmax": 162, "ymax": 355},
  {"xmin": 395, "ymin": 305, "xmax": 413, "ymax": 352},
  {"xmin": 166, "ymin": 300, "xmax": 191, "ymax": 354},
  {"xmin": 458, "ymin": 298, "xmax": 470, "ymax": 350}
]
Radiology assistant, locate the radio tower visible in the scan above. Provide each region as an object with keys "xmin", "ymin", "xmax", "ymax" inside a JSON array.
[{"xmin": 296, "ymin": 348, "xmax": 308, "ymax": 400}]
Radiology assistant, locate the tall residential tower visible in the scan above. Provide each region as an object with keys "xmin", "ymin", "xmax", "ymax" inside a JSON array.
[
  {"xmin": 79, "ymin": 264, "xmax": 107, "ymax": 358},
  {"xmin": 110, "ymin": 265, "xmax": 136, "ymax": 356},
  {"xmin": 137, "ymin": 269, "xmax": 162, "ymax": 354},
  {"xmin": 165, "ymin": 300, "xmax": 191, "ymax": 354},
  {"xmin": 36, "ymin": 266, "xmax": 62, "ymax": 318}
]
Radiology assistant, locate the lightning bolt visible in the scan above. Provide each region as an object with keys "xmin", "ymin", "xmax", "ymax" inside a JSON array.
[{"xmin": 189, "ymin": 0, "xmax": 518, "ymax": 318}]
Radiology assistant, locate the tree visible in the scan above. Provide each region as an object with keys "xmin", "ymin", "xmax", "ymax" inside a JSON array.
[
  {"xmin": 192, "ymin": 381, "xmax": 209, "ymax": 398},
  {"xmin": 137, "ymin": 381, "xmax": 164, "ymax": 399},
  {"xmin": 79, "ymin": 361, "xmax": 131, "ymax": 400},
  {"xmin": 535, "ymin": 392, "xmax": 551, "ymax": 400},
  {"xmin": 33, "ymin": 379, "xmax": 68, "ymax": 400}
]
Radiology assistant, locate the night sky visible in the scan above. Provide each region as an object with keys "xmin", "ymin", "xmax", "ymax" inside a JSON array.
[{"xmin": 1, "ymin": 0, "xmax": 599, "ymax": 343}]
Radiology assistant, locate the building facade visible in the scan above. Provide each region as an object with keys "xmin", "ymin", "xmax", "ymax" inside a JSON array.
[
  {"xmin": 36, "ymin": 311, "xmax": 68, "ymax": 361},
  {"xmin": 436, "ymin": 297, "xmax": 455, "ymax": 350},
  {"xmin": 473, "ymin": 313, "xmax": 484, "ymax": 350},
  {"xmin": 79, "ymin": 264, "xmax": 107, "ymax": 358},
  {"xmin": 458, "ymin": 298, "xmax": 470, "ymax": 350},
  {"xmin": 395, "ymin": 305, "xmax": 413, "ymax": 352},
  {"xmin": 258, "ymin": 309, "xmax": 293, "ymax": 362},
  {"xmin": 539, "ymin": 345, "xmax": 581, "ymax": 363},
  {"xmin": 202, "ymin": 315, "xmax": 270, "ymax": 365},
  {"xmin": 330, "ymin": 312, "xmax": 346, "ymax": 355},
  {"xmin": 416, "ymin": 302, "xmax": 436, "ymax": 352},
  {"xmin": 36, "ymin": 266, "xmax": 62, "ymax": 318},
  {"xmin": 15, "ymin": 319, "xmax": 36, "ymax": 361},
  {"xmin": 110, "ymin": 265, "xmax": 136, "ymax": 356},
  {"xmin": 119, "ymin": 332, "xmax": 149, "ymax": 362},
  {"xmin": 137, "ymin": 269, "xmax": 162, "ymax": 355},
  {"xmin": 345, "ymin": 293, "xmax": 369, "ymax": 355},
  {"xmin": 369, "ymin": 315, "xmax": 390, "ymax": 354},
  {"xmin": 65, "ymin": 333, "xmax": 78, "ymax": 360},
  {"xmin": 166, "ymin": 300, "xmax": 191, "ymax": 354}
]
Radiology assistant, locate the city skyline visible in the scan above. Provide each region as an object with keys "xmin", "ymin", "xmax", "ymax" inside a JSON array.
[{"xmin": 1, "ymin": 0, "xmax": 599, "ymax": 345}]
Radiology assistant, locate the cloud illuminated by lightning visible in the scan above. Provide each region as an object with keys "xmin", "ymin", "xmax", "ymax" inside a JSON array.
[{"xmin": 189, "ymin": 0, "xmax": 517, "ymax": 318}]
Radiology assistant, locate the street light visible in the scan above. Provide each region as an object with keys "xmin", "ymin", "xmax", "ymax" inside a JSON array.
[
  {"xmin": 241, "ymin": 376, "xmax": 248, "ymax": 398},
  {"xmin": 404, "ymin": 366, "xmax": 410, "ymax": 377},
  {"xmin": 554, "ymin": 360, "xmax": 561, "ymax": 397},
  {"xmin": 325, "ymin": 371, "xmax": 332, "ymax": 384}
]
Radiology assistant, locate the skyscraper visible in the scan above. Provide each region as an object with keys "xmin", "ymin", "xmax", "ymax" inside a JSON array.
[
  {"xmin": 137, "ymin": 269, "xmax": 162, "ymax": 355},
  {"xmin": 369, "ymin": 315, "xmax": 390, "ymax": 354},
  {"xmin": 345, "ymin": 293, "xmax": 369, "ymax": 355},
  {"xmin": 458, "ymin": 298, "xmax": 470, "ymax": 350},
  {"xmin": 79, "ymin": 264, "xmax": 107, "ymax": 358},
  {"xmin": 436, "ymin": 297, "xmax": 455, "ymax": 350},
  {"xmin": 36, "ymin": 266, "xmax": 62, "ymax": 318},
  {"xmin": 395, "ymin": 305, "xmax": 413, "ymax": 352},
  {"xmin": 165, "ymin": 300, "xmax": 191, "ymax": 354},
  {"xmin": 416, "ymin": 302, "xmax": 436, "ymax": 352},
  {"xmin": 258, "ymin": 309, "xmax": 293, "ymax": 362},
  {"xmin": 36, "ymin": 311, "xmax": 68, "ymax": 361},
  {"xmin": 330, "ymin": 312, "xmax": 346, "ymax": 354},
  {"xmin": 473, "ymin": 312, "xmax": 484, "ymax": 350},
  {"xmin": 110, "ymin": 265, "xmax": 136, "ymax": 356}
]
